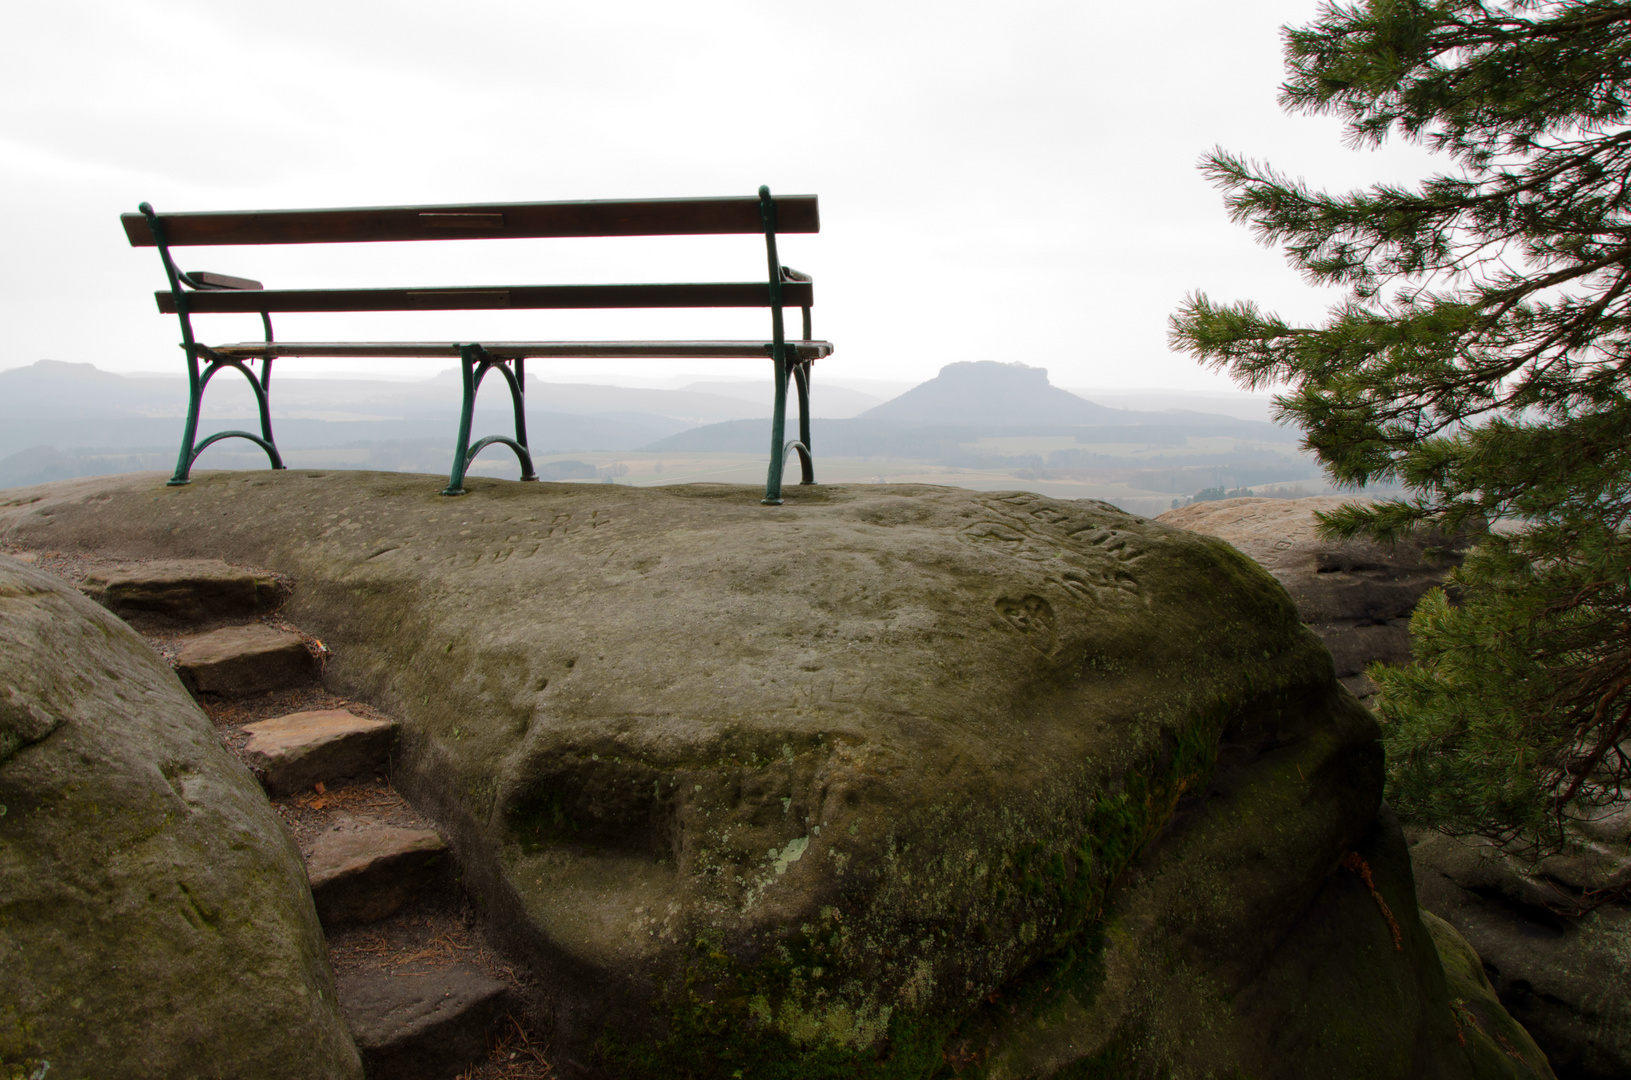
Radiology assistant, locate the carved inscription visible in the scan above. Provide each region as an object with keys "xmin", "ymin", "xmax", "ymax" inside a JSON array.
[
  {"xmin": 956, "ymin": 494, "xmax": 1152, "ymax": 604},
  {"xmin": 398, "ymin": 508, "xmax": 615, "ymax": 567},
  {"xmin": 996, "ymin": 594, "xmax": 1055, "ymax": 634},
  {"xmin": 960, "ymin": 522, "xmax": 1029, "ymax": 550}
]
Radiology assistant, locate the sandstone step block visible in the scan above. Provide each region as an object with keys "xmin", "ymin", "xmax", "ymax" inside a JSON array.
[
  {"xmin": 337, "ymin": 965, "xmax": 509, "ymax": 1080},
  {"xmin": 242, "ymin": 709, "xmax": 395, "ymax": 796},
  {"xmin": 309, "ymin": 828, "xmax": 446, "ymax": 925},
  {"xmin": 176, "ymin": 624, "xmax": 315, "ymax": 696},
  {"xmin": 81, "ymin": 559, "xmax": 282, "ymax": 622}
]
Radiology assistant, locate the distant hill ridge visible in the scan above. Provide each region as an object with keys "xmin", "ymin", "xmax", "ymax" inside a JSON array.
[
  {"xmin": 0, "ymin": 359, "xmax": 884, "ymax": 425},
  {"xmin": 0, "ymin": 359, "xmax": 1307, "ymax": 496},
  {"xmin": 0, "ymin": 358, "xmax": 1260, "ymax": 431}
]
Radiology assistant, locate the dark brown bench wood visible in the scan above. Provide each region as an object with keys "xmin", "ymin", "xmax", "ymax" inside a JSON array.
[
  {"xmin": 155, "ymin": 281, "xmax": 815, "ymax": 314},
  {"xmin": 206, "ymin": 341, "xmax": 832, "ymax": 360},
  {"xmin": 121, "ymin": 190, "xmax": 831, "ymax": 501},
  {"xmin": 121, "ymin": 195, "xmax": 821, "ymax": 246}
]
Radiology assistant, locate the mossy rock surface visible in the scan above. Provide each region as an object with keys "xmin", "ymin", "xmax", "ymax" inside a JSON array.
[
  {"xmin": 0, "ymin": 472, "xmax": 1532, "ymax": 1078},
  {"xmin": 1422, "ymin": 908, "xmax": 1555, "ymax": 1080},
  {"xmin": 0, "ymin": 553, "xmax": 360, "ymax": 1080},
  {"xmin": 1410, "ymin": 826, "xmax": 1631, "ymax": 1079}
]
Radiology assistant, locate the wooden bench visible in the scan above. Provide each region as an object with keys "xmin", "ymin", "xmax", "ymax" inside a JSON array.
[{"xmin": 120, "ymin": 188, "xmax": 832, "ymax": 502}]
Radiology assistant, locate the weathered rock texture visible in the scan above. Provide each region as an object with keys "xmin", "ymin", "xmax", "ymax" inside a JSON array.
[
  {"xmin": 0, "ymin": 472, "xmax": 1547, "ymax": 1080},
  {"xmin": 0, "ymin": 553, "xmax": 360, "ymax": 1079},
  {"xmin": 80, "ymin": 556, "xmax": 283, "ymax": 622},
  {"xmin": 1422, "ymin": 909, "xmax": 1554, "ymax": 1078},
  {"xmin": 1157, "ymin": 496, "xmax": 1465, "ymax": 705},
  {"xmin": 1411, "ymin": 828, "xmax": 1631, "ymax": 1080}
]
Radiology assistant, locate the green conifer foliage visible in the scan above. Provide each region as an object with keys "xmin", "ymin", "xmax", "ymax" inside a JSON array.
[{"xmin": 1170, "ymin": 0, "xmax": 1631, "ymax": 862}]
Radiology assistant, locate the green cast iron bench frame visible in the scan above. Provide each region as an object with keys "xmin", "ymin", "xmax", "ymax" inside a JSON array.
[{"xmin": 120, "ymin": 187, "xmax": 832, "ymax": 502}]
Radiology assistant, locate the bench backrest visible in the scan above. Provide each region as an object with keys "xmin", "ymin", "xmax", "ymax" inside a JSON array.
[
  {"xmin": 123, "ymin": 192, "xmax": 819, "ymax": 315},
  {"xmin": 121, "ymin": 195, "xmax": 818, "ymax": 246}
]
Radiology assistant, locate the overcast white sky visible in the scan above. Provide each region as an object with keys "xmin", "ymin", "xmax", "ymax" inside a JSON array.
[{"xmin": 0, "ymin": 0, "xmax": 1442, "ymax": 392}]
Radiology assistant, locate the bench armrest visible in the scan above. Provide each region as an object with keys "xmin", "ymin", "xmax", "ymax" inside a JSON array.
[{"xmin": 186, "ymin": 271, "xmax": 264, "ymax": 291}]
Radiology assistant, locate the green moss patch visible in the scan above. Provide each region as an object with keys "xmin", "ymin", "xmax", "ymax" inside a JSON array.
[{"xmin": 596, "ymin": 700, "xmax": 1232, "ymax": 1080}]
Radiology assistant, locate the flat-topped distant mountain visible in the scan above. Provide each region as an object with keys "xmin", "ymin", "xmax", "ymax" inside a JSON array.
[{"xmin": 861, "ymin": 361, "xmax": 1135, "ymax": 426}]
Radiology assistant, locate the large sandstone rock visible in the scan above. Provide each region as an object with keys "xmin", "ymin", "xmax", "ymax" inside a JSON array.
[
  {"xmin": 0, "ymin": 472, "xmax": 1544, "ymax": 1079},
  {"xmin": 1422, "ymin": 909, "xmax": 1554, "ymax": 1079},
  {"xmin": 1160, "ymin": 497, "xmax": 1616, "ymax": 1078},
  {"xmin": 1157, "ymin": 496, "xmax": 1466, "ymax": 704},
  {"xmin": 0, "ymin": 554, "xmax": 360, "ymax": 1079}
]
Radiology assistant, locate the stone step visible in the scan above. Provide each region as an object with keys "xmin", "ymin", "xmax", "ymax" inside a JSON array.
[
  {"xmin": 242, "ymin": 709, "xmax": 395, "ymax": 796},
  {"xmin": 337, "ymin": 964, "xmax": 509, "ymax": 1080},
  {"xmin": 81, "ymin": 558, "xmax": 282, "ymax": 622},
  {"xmin": 175, "ymin": 624, "xmax": 315, "ymax": 696},
  {"xmin": 308, "ymin": 827, "xmax": 447, "ymax": 925}
]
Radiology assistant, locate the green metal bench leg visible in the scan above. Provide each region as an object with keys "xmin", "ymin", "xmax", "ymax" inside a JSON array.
[
  {"xmin": 755, "ymin": 185, "xmax": 818, "ymax": 503},
  {"xmin": 168, "ymin": 348, "xmax": 206, "ymax": 485},
  {"xmin": 760, "ymin": 185, "xmax": 795, "ymax": 505},
  {"xmin": 443, "ymin": 347, "xmax": 480, "ymax": 496},
  {"xmin": 504, "ymin": 357, "xmax": 538, "ymax": 482},
  {"xmin": 764, "ymin": 353, "xmax": 789, "ymax": 505},
  {"xmin": 255, "ymin": 350, "xmax": 280, "ymax": 460},
  {"xmin": 792, "ymin": 360, "xmax": 814, "ymax": 484},
  {"xmin": 146, "ymin": 201, "xmax": 284, "ymax": 486},
  {"xmin": 169, "ymin": 352, "xmax": 285, "ymax": 485},
  {"xmin": 442, "ymin": 345, "xmax": 537, "ymax": 496},
  {"xmin": 763, "ymin": 356, "xmax": 813, "ymax": 501}
]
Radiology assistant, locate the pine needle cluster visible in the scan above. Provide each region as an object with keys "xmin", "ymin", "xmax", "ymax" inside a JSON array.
[{"xmin": 1170, "ymin": 0, "xmax": 1631, "ymax": 860}]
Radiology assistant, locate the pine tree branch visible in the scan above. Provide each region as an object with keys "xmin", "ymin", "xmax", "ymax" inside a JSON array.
[{"xmin": 1179, "ymin": 0, "xmax": 1631, "ymax": 855}]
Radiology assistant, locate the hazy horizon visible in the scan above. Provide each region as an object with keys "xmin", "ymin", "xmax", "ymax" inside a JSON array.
[
  {"xmin": 0, "ymin": 357, "xmax": 1317, "ymax": 511},
  {"xmin": 0, "ymin": 356, "xmax": 1283, "ymax": 422}
]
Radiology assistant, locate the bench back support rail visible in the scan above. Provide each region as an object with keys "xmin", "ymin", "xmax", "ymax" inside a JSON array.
[
  {"xmin": 140, "ymin": 203, "xmax": 287, "ymax": 483},
  {"xmin": 759, "ymin": 193, "xmax": 810, "ymax": 498}
]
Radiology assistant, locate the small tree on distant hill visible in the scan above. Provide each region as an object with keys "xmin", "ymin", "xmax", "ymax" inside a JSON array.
[{"xmin": 1170, "ymin": 0, "xmax": 1631, "ymax": 865}]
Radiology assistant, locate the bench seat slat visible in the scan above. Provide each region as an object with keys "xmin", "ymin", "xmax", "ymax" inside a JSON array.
[
  {"xmin": 208, "ymin": 340, "xmax": 834, "ymax": 361},
  {"xmin": 123, "ymin": 195, "xmax": 819, "ymax": 247},
  {"xmin": 160, "ymin": 281, "xmax": 814, "ymax": 315}
]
